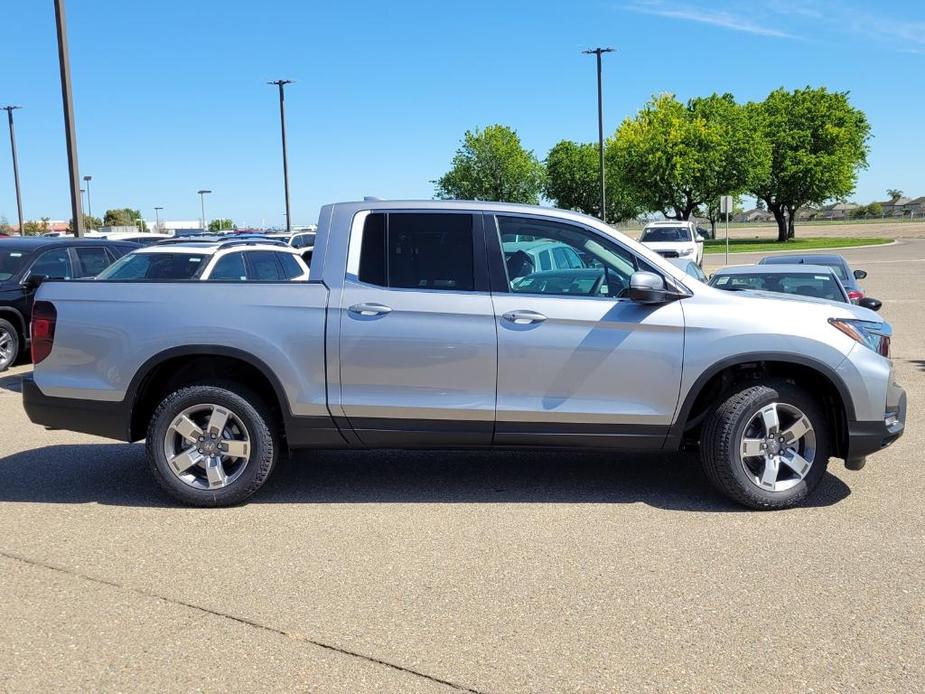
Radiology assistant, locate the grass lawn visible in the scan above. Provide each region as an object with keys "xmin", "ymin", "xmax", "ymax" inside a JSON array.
[{"xmin": 703, "ymin": 237, "xmax": 892, "ymax": 254}]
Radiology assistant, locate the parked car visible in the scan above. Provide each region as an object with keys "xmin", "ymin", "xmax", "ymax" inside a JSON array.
[
  {"xmin": 98, "ymin": 231, "xmax": 173, "ymax": 246},
  {"xmin": 266, "ymin": 230, "xmax": 316, "ymax": 251},
  {"xmin": 502, "ymin": 239, "xmax": 586, "ymax": 280},
  {"xmin": 0, "ymin": 237, "xmax": 137, "ymax": 371},
  {"xmin": 23, "ymin": 201, "xmax": 905, "ymax": 510},
  {"xmin": 708, "ymin": 264, "xmax": 882, "ymax": 310},
  {"xmin": 667, "ymin": 257, "xmax": 709, "ymax": 283},
  {"xmin": 758, "ymin": 254, "xmax": 870, "ymax": 302},
  {"xmin": 639, "ymin": 220, "xmax": 705, "ymax": 264},
  {"xmin": 96, "ymin": 238, "xmax": 309, "ymax": 282}
]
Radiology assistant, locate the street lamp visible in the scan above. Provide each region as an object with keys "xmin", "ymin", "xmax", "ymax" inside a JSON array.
[
  {"xmin": 154, "ymin": 206, "xmax": 163, "ymax": 232},
  {"xmin": 268, "ymin": 80, "xmax": 294, "ymax": 233},
  {"xmin": 54, "ymin": 0, "xmax": 85, "ymax": 236},
  {"xmin": 582, "ymin": 47, "xmax": 615, "ymax": 223},
  {"xmin": 83, "ymin": 175, "xmax": 92, "ymax": 219},
  {"xmin": 2, "ymin": 106, "xmax": 24, "ymax": 235},
  {"xmin": 197, "ymin": 190, "xmax": 211, "ymax": 231}
]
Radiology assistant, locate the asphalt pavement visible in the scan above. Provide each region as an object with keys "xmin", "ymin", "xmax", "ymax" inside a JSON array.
[{"xmin": 1, "ymin": 239, "xmax": 922, "ymax": 692}]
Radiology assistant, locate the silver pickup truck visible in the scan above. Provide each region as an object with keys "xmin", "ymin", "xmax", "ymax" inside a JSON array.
[{"xmin": 23, "ymin": 200, "xmax": 906, "ymax": 509}]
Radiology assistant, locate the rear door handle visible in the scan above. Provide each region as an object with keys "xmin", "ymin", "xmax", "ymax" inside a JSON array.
[
  {"xmin": 349, "ymin": 302, "xmax": 393, "ymax": 317},
  {"xmin": 502, "ymin": 310, "xmax": 547, "ymax": 325}
]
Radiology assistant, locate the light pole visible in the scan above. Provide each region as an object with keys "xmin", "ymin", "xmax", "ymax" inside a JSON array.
[
  {"xmin": 197, "ymin": 189, "xmax": 211, "ymax": 231},
  {"xmin": 54, "ymin": 0, "xmax": 85, "ymax": 236},
  {"xmin": 2, "ymin": 106, "xmax": 24, "ymax": 235},
  {"xmin": 154, "ymin": 206, "xmax": 163, "ymax": 232},
  {"xmin": 582, "ymin": 47, "xmax": 614, "ymax": 223},
  {"xmin": 268, "ymin": 80, "xmax": 294, "ymax": 233},
  {"xmin": 83, "ymin": 175, "xmax": 92, "ymax": 219}
]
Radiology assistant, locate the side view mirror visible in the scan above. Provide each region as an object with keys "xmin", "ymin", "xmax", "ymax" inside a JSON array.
[
  {"xmin": 22, "ymin": 274, "xmax": 47, "ymax": 290},
  {"xmin": 853, "ymin": 269, "xmax": 867, "ymax": 280},
  {"xmin": 858, "ymin": 296, "xmax": 881, "ymax": 312},
  {"xmin": 629, "ymin": 271, "xmax": 671, "ymax": 304}
]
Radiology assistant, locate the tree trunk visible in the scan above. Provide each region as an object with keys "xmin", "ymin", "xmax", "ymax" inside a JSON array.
[
  {"xmin": 770, "ymin": 204, "xmax": 788, "ymax": 242},
  {"xmin": 710, "ymin": 219, "xmax": 717, "ymax": 237},
  {"xmin": 786, "ymin": 205, "xmax": 796, "ymax": 239}
]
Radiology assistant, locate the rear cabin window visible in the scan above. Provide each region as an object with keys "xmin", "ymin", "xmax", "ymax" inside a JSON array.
[{"xmin": 358, "ymin": 213, "xmax": 475, "ymax": 291}]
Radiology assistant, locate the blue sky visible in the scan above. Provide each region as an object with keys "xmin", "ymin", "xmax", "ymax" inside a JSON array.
[{"xmin": 1, "ymin": 0, "xmax": 923, "ymax": 226}]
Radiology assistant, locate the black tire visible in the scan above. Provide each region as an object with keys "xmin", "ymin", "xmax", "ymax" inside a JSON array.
[
  {"xmin": 145, "ymin": 384, "xmax": 277, "ymax": 507},
  {"xmin": 0, "ymin": 318, "xmax": 20, "ymax": 372},
  {"xmin": 700, "ymin": 380, "xmax": 830, "ymax": 510}
]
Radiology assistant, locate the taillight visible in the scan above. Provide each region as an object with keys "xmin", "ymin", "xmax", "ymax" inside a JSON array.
[
  {"xmin": 847, "ymin": 289, "xmax": 864, "ymax": 303},
  {"xmin": 31, "ymin": 301, "xmax": 57, "ymax": 365}
]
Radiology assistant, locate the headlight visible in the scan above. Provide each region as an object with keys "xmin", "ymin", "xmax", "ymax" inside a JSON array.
[
  {"xmin": 829, "ymin": 318, "xmax": 891, "ymax": 358},
  {"xmin": 679, "ymin": 247, "xmax": 693, "ymax": 256}
]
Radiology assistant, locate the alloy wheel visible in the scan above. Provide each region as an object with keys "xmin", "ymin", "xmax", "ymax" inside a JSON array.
[
  {"xmin": 162, "ymin": 404, "xmax": 251, "ymax": 490},
  {"xmin": 739, "ymin": 401, "xmax": 816, "ymax": 493}
]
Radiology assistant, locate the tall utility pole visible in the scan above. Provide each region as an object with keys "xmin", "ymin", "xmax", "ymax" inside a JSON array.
[
  {"xmin": 197, "ymin": 189, "xmax": 211, "ymax": 230},
  {"xmin": 154, "ymin": 206, "xmax": 163, "ymax": 232},
  {"xmin": 54, "ymin": 0, "xmax": 85, "ymax": 236},
  {"xmin": 2, "ymin": 106, "xmax": 24, "ymax": 235},
  {"xmin": 581, "ymin": 47, "xmax": 614, "ymax": 224},
  {"xmin": 268, "ymin": 80, "xmax": 294, "ymax": 233},
  {"xmin": 83, "ymin": 175, "xmax": 92, "ymax": 219}
]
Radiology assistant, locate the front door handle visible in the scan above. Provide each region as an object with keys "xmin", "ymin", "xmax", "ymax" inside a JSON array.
[
  {"xmin": 349, "ymin": 302, "xmax": 393, "ymax": 317},
  {"xmin": 502, "ymin": 310, "xmax": 547, "ymax": 325}
]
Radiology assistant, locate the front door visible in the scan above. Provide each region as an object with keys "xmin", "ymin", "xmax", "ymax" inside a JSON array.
[
  {"xmin": 336, "ymin": 211, "xmax": 497, "ymax": 446},
  {"xmin": 488, "ymin": 214, "xmax": 685, "ymax": 448}
]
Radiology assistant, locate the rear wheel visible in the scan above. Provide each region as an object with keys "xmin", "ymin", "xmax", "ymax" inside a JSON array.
[
  {"xmin": 701, "ymin": 381, "xmax": 830, "ymax": 510},
  {"xmin": 0, "ymin": 319, "xmax": 20, "ymax": 372},
  {"xmin": 145, "ymin": 384, "xmax": 277, "ymax": 506}
]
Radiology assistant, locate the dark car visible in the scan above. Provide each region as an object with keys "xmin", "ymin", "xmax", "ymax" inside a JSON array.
[
  {"xmin": 0, "ymin": 237, "xmax": 137, "ymax": 370},
  {"xmin": 758, "ymin": 254, "xmax": 869, "ymax": 302}
]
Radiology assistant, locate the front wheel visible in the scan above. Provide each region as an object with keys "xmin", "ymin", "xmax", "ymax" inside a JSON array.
[
  {"xmin": 0, "ymin": 318, "xmax": 20, "ymax": 372},
  {"xmin": 145, "ymin": 384, "xmax": 278, "ymax": 506},
  {"xmin": 700, "ymin": 381, "xmax": 830, "ymax": 510}
]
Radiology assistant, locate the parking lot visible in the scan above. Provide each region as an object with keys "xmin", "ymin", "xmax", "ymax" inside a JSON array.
[{"xmin": 1, "ymin": 239, "xmax": 922, "ymax": 692}]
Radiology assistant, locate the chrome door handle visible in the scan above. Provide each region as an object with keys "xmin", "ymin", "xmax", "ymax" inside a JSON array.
[
  {"xmin": 502, "ymin": 310, "xmax": 547, "ymax": 325},
  {"xmin": 349, "ymin": 302, "xmax": 393, "ymax": 316}
]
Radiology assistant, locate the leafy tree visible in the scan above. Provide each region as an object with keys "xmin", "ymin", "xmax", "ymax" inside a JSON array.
[
  {"xmin": 208, "ymin": 218, "xmax": 236, "ymax": 231},
  {"xmin": 83, "ymin": 215, "xmax": 102, "ymax": 230},
  {"xmin": 545, "ymin": 140, "xmax": 640, "ymax": 222},
  {"xmin": 0, "ymin": 216, "xmax": 12, "ymax": 234},
  {"xmin": 103, "ymin": 208, "xmax": 144, "ymax": 227},
  {"xmin": 609, "ymin": 93, "xmax": 769, "ymax": 221},
  {"xmin": 886, "ymin": 189, "xmax": 903, "ymax": 201},
  {"xmin": 434, "ymin": 124, "xmax": 544, "ymax": 204},
  {"xmin": 699, "ymin": 195, "xmax": 743, "ymax": 236},
  {"xmin": 749, "ymin": 87, "xmax": 871, "ymax": 242},
  {"xmin": 22, "ymin": 220, "xmax": 43, "ymax": 235},
  {"xmin": 867, "ymin": 201, "xmax": 883, "ymax": 217},
  {"xmin": 40, "ymin": 217, "xmax": 50, "ymax": 233}
]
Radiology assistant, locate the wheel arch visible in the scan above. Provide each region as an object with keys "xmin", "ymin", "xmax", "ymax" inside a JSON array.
[
  {"xmin": 669, "ymin": 352, "xmax": 854, "ymax": 458},
  {"xmin": 127, "ymin": 345, "xmax": 291, "ymax": 442},
  {"xmin": 0, "ymin": 306, "xmax": 27, "ymax": 342}
]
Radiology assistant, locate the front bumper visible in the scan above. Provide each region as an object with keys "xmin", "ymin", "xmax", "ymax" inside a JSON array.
[
  {"xmin": 22, "ymin": 374, "xmax": 131, "ymax": 441},
  {"xmin": 845, "ymin": 378, "xmax": 906, "ymax": 463}
]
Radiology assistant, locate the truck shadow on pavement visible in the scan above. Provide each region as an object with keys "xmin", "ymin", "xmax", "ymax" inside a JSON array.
[
  {"xmin": 0, "ymin": 444, "xmax": 851, "ymax": 511},
  {"xmin": 0, "ymin": 373, "xmax": 23, "ymax": 393}
]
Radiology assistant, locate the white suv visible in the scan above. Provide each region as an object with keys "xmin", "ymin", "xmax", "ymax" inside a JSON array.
[
  {"xmin": 639, "ymin": 221, "xmax": 704, "ymax": 265},
  {"xmin": 96, "ymin": 238, "xmax": 310, "ymax": 281}
]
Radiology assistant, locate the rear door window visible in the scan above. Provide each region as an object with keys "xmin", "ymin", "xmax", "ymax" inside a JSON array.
[
  {"xmin": 245, "ymin": 251, "xmax": 284, "ymax": 281},
  {"xmin": 209, "ymin": 252, "xmax": 247, "ymax": 280},
  {"xmin": 74, "ymin": 246, "xmax": 112, "ymax": 277}
]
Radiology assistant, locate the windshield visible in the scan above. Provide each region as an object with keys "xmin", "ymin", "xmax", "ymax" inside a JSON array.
[
  {"xmin": 0, "ymin": 248, "xmax": 29, "ymax": 281},
  {"xmin": 641, "ymin": 226, "xmax": 691, "ymax": 242},
  {"xmin": 711, "ymin": 272, "xmax": 846, "ymax": 301},
  {"xmin": 96, "ymin": 252, "xmax": 207, "ymax": 280}
]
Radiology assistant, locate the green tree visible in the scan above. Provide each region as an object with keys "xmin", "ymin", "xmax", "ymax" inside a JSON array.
[
  {"xmin": 81, "ymin": 215, "xmax": 102, "ymax": 231},
  {"xmin": 886, "ymin": 189, "xmax": 903, "ymax": 201},
  {"xmin": 609, "ymin": 93, "xmax": 769, "ymax": 221},
  {"xmin": 103, "ymin": 208, "xmax": 144, "ymax": 227},
  {"xmin": 39, "ymin": 217, "xmax": 50, "ymax": 233},
  {"xmin": 749, "ymin": 87, "xmax": 871, "ymax": 242},
  {"xmin": 544, "ymin": 140, "xmax": 640, "ymax": 222},
  {"xmin": 699, "ymin": 195, "xmax": 743, "ymax": 236},
  {"xmin": 434, "ymin": 124, "xmax": 544, "ymax": 204},
  {"xmin": 208, "ymin": 218, "xmax": 236, "ymax": 231},
  {"xmin": 867, "ymin": 201, "xmax": 883, "ymax": 217},
  {"xmin": 0, "ymin": 215, "xmax": 12, "ymax": 234},
  {"xmin": 22, "ymin": 220, "xmax": 42, "ymax": 235}
]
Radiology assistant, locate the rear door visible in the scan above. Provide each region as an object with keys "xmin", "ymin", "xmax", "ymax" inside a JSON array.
[
  {"xmin": 487, "ymin": 214, "xmax": 685, "ymax": 448},
  {"xmin": 336, "ymin": 211, "xmax": 496, "ymax": 446}
]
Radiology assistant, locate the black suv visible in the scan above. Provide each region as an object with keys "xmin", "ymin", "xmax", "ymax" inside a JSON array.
[{"xmin": 0, "ymin": 237, "xmax": 137, "ymax": 371}]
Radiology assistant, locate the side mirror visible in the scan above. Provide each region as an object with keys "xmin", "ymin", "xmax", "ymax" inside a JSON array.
[
  {"xmin": 853, "ymin": 269, "xmax": 867, "ymax": 280},
  {"xmin": 858, "ymin": 297, "xmax": 881, "ymax": 312},
  {"xmin": 22, "ymin": 274, "xmax": 47, "ymax": 290},
  {"xmin": 629, "ymin": 271, "xmax": 671, "ymax": 304}
]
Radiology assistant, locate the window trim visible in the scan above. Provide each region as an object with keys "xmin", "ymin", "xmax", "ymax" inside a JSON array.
[{"xmin": 346, "ymin": 209, "xmax": 490, "ymax": 294}]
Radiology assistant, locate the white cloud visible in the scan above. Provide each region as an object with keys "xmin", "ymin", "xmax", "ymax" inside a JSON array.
[{"xmin": 623, "ymin": 1, "xmax": 799, "ymax": 38}]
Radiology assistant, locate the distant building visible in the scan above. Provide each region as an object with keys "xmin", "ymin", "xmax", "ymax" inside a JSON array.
[
  {"xmin": 816, "ymin": 202, "xmax": 859, "ymax": 220},
  {"xmin": 876, "ymin": 196, "xmax": 912, "ymax": 217},
  {"xmin": 903, "ymin": 197, "xmax": 925, "ymax": 217},
  {"xmin": 733, "ymin": 208, "xmax": 774, "ymax": 223}
]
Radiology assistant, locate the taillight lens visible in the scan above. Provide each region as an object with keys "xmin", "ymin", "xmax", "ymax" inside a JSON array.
[
  {"xmin": 31, "ymin": 301, "xmax": 57, "ymax": 365},
  {"xmin": 847, "ymin": 289, "xmax": 864, "ymax": 303}
]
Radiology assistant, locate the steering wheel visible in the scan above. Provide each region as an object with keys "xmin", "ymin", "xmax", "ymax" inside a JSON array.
[{"xmin": 589, "ymin": 267, "xmax": 626, "ymax": 297}]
